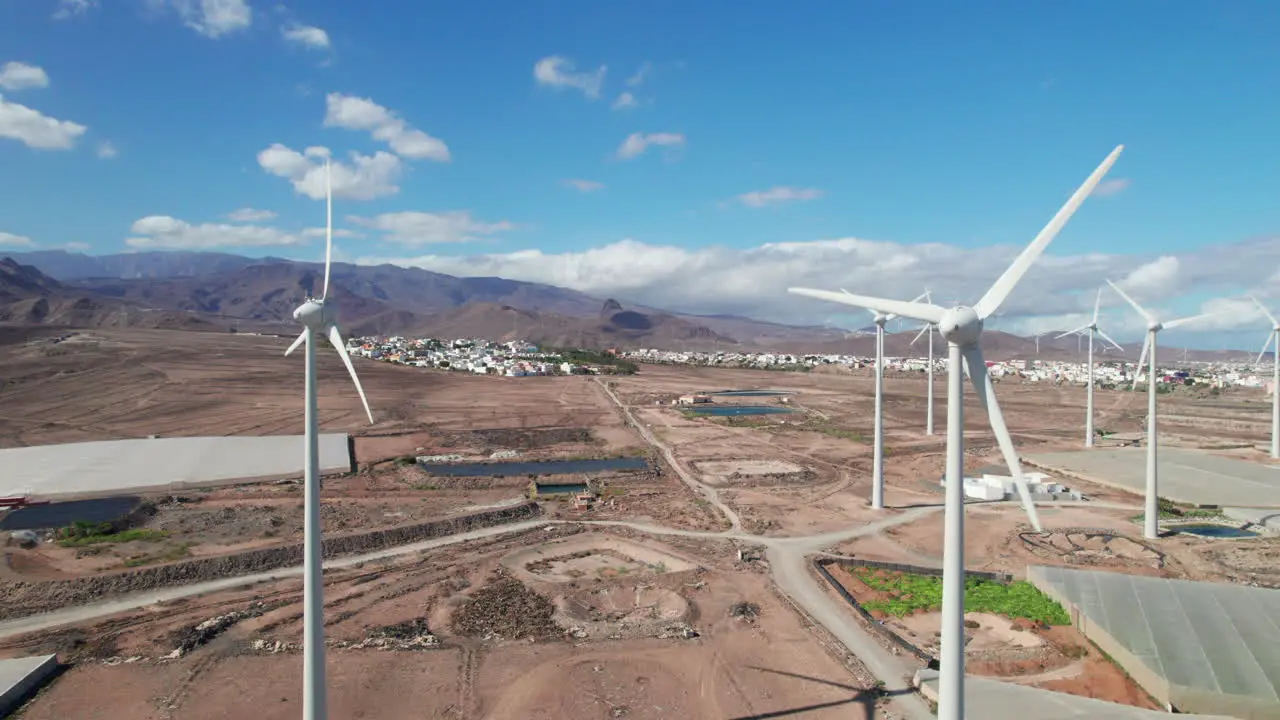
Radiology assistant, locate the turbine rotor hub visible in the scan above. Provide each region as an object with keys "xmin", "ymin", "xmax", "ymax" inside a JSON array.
[
  {"xmin": 1148, "ymin": 321, "xmax": 1163, "ymax": 333},
  {"xmin": 873, "ymin": 313, "xmax": 889, "ymax": 327},
  {"xmin": 938, "ymin": 306, "xmax": 983, "ymax": 347},
  {"xmin": 294, "ymin": 299, "xmax": 334, "ymax": 330}
]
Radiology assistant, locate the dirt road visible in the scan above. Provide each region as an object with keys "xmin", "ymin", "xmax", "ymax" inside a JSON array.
[{"xmin": 594, "ymin": 378, "xmax": 743, "ymax": 531}]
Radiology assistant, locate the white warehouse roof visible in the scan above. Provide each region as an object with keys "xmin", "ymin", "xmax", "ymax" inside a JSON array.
[{"xmin": 0, "ymin": 434, "xmax": 351, "ymax": 500}]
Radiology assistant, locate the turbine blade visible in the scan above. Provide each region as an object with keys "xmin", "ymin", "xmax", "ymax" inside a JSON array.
[
  {"xmin": 1055, "ymin": 326, "xmax": 1088, "ymax": 340},
  {"xmin": 1163, "ymin": 310, "xmax": 1219, "ymax": 330},
  {"xmin": 788, "ymin": 287, "xmax": 945, "ymax": 324},
  {"xmin": 910, "ymin": 323, "xmax": 930, "ymax": 346},
  {"xmin": 1092, "ymin": 287, "xmax": 1103, "ymax": 325},
  {"xmin": 322, "ymin": 158, "xmax": 333, "ymax": 302},
  {"xmin": 1257, "ymin": 331, "xmax": 1274, "ymax": 367},
  {"xmin": 1105, "ymin": 279, "xmax": 1156, "ymax": 325},
  {"xmin": 963, "ymin": 345, "xmax": 1042, "ymax": 532},
  {"xmin": 1095, "ymin": 328, "xmax": 1124, "ymax": 352},
  {"xmin": 973, "ymin": 145, "xmax": 1124, "ymax": 320},
  {"xmin": 327, "ymin": 324, "xmax": 373, "ymax": 424},
  {"xmin": 958, "ymin": 354, "xmax": 988, "ymax": 409},
  {"xmin": 284, "ymin": 330, "xmax": 306, "ymax": 357},
  {"xmin": 1251, "ymin": 295, "xmax": 1279, "ymax": 327},
  {"xmin": 1132, "ymin": 333, "xmax": 1150, "ymax": 392}
]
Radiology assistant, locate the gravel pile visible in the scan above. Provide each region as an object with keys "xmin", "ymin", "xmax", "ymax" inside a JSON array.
[{"xmin": 451, "ymin": 571, "xmax": 560, "ymax": 641}]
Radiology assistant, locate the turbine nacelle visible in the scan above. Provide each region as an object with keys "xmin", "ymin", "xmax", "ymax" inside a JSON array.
[
  {"xmin": 1148, "ymin": 320, "xmax": 1163, "ymax": 333},
  {"xmin": 938, "ymin": 306, "xmax": 983, "ymax": 347},
  {"xmin": 294, "ymin": 299, "xmax": 335, "ymax": 329},
  {"xmin": 873, "ymin": 312, "xmax": 890, "ymax": 327}
]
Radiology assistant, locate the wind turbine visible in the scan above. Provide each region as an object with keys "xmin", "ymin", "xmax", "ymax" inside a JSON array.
[
  {"xmin": 283, "ymin": 159, "xmax": 375, "ymax": 720},
  {"xmin": 1106, "ymin": 279, "xmax": 1216, "ymax": 539},
  {"xmin": 1250, "ymin": 296, "xmax": 1280, "ymax": 459},
  {"xmin": 790, "ymin": 144, "xmax": 1123, "ymax": 720},
  {"xmin": 910, "ymin": 290, "xmax": 937, "ymax": 436},
  {"xmin": 1054, "ymin": 288, "xmax": 1124, "ymax": 447},
  {"xmin": 861, "ymin": 291, "xmax": 930, "ymax": 509}
]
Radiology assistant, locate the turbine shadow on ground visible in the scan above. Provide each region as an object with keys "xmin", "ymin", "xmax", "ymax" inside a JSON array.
[{"xmin": 730, "ymin": 666, "xmax": 913, "ymax": 720}]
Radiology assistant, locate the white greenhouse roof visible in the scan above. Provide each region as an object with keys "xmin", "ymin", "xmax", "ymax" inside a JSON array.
[
  {"xmin": 1025, "ymin": 447, "xmax": 1280, "ymax": 508},
  {"xmin": 1029, "ymin": 565, "xmax": 1280, "ymax": 718},
  {"xmin": 0, "ymin": 434, "xmax": 351, "ymax": 500},
  {"xmin": 916, "ymin": 670, "xmax": 1235, "ymax": 719}
]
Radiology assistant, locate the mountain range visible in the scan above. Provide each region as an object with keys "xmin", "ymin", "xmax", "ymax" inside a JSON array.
[{"xmin": 0, "ymin": 250, "xmax": 1249, "ymax": 362}]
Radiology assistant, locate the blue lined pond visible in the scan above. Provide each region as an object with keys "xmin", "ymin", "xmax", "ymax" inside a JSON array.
[
  {"xmin": 1172, "ymin": 524, "xmax": 1259, "ymax": 539},
  {"xmin": 686, "ymin": 405, "xmax": 796, "ymax": 417},
  {"xmin": 418, "ymin": 457, "xmax": 650, "ymax": 477}
]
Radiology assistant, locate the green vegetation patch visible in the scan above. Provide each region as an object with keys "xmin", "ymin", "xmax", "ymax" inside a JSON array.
[
  {"xmin": 56, "ymin": 521, "xmax": 168, "ymax": 547},
  {"xmin": 1132, "ymin": 496, "xmax": 1224, "ymax": 522},
  {"xmin": 848, "ymin": 566, "xmax": 1069, "ymax": 625}
]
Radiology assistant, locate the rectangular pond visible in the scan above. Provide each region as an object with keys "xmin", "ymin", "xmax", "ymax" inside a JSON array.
[
  {"xmin": 419, "ymin": 456, "xmax": 650, "ymax": 477},
  {"xmin": 687, "ymin": 405, "xmax": 796, "ymax": 416}
]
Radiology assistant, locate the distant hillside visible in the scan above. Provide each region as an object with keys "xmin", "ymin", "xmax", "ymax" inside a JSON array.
[
  {"xmin": 0, "ymin": 257, "xmax": 218, "ymax": 331},
  {"xmin": 1, "ymin": 250, "xmax": 1247, "ymax": 360}
]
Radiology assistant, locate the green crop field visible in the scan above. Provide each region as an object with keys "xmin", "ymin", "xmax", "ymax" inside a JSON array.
[{"xmin": 847, "ymin": 566, "xmax": 1070, "ymax": 625}]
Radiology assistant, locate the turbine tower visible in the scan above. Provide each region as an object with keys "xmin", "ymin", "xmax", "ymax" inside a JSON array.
[
  {"xmin": 283, "ymin": 159, "xmax": 375, "ymax": 720},
  {"xmin": 1054, "ymin": 288, "xmax": 1124, "ymax": 447},
  {"xmin": 791, "ymin": 144, "xmax": 1124, "ymax": 720},
  {"xmin": 862, "ymin": 292, "xmax": 929, "ymax": 509},
  {"xmin": 909, "ymin": 289, "xmax": 937, "ymax": 436},
  {"xmin": 1251, "ymin": 296, "xmax": 1280, "ymax": 459},
  {"xmin": 1106, "ymin": 280, "xmax": 1215, "ymax": 539}
]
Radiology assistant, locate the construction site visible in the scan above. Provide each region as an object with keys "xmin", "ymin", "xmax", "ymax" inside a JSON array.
[{"xmin": 0, "ymin": 328, "xmax": 1276, "ymax": 718}]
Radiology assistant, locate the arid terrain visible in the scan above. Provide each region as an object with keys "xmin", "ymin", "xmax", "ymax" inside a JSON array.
[{"xmin": 0, "ymin": 326, "xmax": 1277, "ymax": 718}]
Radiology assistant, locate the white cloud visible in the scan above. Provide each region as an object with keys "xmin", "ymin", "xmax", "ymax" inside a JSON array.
[
  {"xmin": 96, "ymin": 140, "xmax": 118, "ymax": 159},
  {"xmin": 1092, "ymin": 178, "xmax": 1131, "ymax": 197},
  {"xmin": 563, "ymin": 179, "xmax": 604, "ymax": 193},
  {"xmin": 63, "ymin": 241, "xmax": 91, "ymax": 251},
  {"xmin": 126, "ymin": 215, "xmax": 303, "ymax": 249},
  {"xmin": 282, "ymin": 24, "xmax": 330, "ymax": 49},
  {"xmin": 348, "ymin": 211, "xmax": 514, "ymax": 246},
  {"xmin": 302, "ymin": 227, "xmax": 364, "ymax": 239},
  {"xmin": 736, "ymin": 186, "xmax": 824, "ymax": 208},
  {"xmin": 257, "ymin": 143, "xmax": 404, "ymax": 201},
  {"xmin": 533, "ymin": 56, "xmax": 606, "ymax": 99},
  {"xmin": 53, "ymin": 0, "xmax": 98, "ymax": 20},
  {"xmin": 611, "ymin": 92, "xmax": 638, "ymax": 111},
  {"xmin": 160, "ymin": 0, "xmax": 251, "ymax": 38},
  {"xmin": 0, "ymin": 62, "xmax": 50, "ymax": 91},
  {"xmin": 616, "ymin": 131, "xmax": 685, "ymax": 160},
  {"xmin": 0, "ymin": 231, "xmax": 34, "ymax": 247},
  {"xmin": 352, "ymin": 234, "xmax": 1280, "ymax": 340},
  {"xmin": 0, "ymin": 94, "xmax": 87, "ymax": 149},
  {"xmin": 227, "ymin": 207, "xmax": 276, "ymax": 222},
  {"xmin": 626, "ymin": 62, "xmax": 651, "ymax": 87},
  {"xmin": 1117, "ymin": 256, "xmax": 1179, "ymax": 299},
  {"xmin": 323, "ymin": 93, "xmax": 450, "ymax": 162}
]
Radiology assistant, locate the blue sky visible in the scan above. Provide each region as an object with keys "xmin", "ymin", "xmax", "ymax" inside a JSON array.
[{"xmin": 2, "ymin": 1, "xmax": 1280, "ymax": 349}]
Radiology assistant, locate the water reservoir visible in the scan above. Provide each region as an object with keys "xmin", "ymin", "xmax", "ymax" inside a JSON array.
[
  {"xmin": 419, "ymin": 457, "xmax": 649, "ymax": 477},
  {"xmin": 1172, "ymin": 524, "xmax": 1259, "ymax": 539},
  {"xmin": 686, "ymin": 405, "xmax": 796, "ymax": 417}
]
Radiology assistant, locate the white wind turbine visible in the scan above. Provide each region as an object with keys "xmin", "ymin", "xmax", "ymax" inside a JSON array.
[
  {"xmin": 1054, "ymin": 288, "xmax": 1124, "ymax": 447},
  {"xmin": 909, "ymin": 289, "xmax": 937, "ymax": 436},
  {"xmin": 1106, "ymin": 279, "xmax": 1216, "ymax": 539},
  {"xmin": 791, "ymin": 144, "xmax": 1123, "ymax": 720},
  {"xmin": 1250, "ymin": 296, "xmax": 1280, "ymax": 459},
  {"xmin": 283, "ymin": 159, "xmax": 375, "ymax": 720},
  {"xmin": 861, "ymin": 291, "xmax": 930, "ymax": 509}
]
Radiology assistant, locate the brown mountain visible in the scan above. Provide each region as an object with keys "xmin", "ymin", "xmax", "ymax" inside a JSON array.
[{"xmin": 0, "ymin": 257, "xmax": 226, "ymax": 332}]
